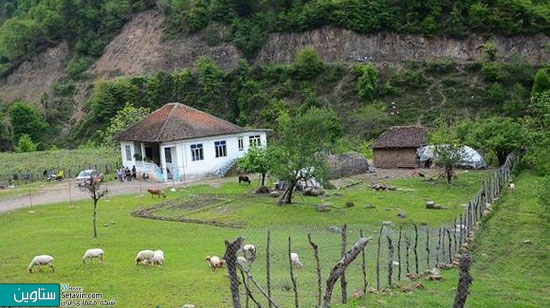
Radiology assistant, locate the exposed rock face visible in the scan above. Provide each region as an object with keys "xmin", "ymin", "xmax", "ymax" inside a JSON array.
[
  {"xmin": 1, "ymin": 9, "xmax": 549, "ymax": 107},
  {"xmin": 88, "ymin": 10, "xmax": 241, "ymax": 78},
  {"xmin": 256, "ymin": 28, "xmax": 550, "ymax": 65},
  {"xmin": 0, "ymin": 42, "xmax": 70, "ymax": 108}
]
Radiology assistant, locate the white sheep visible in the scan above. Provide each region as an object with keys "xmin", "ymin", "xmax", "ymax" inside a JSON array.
[
  {"xmin": 508, "ymin": 182, "xmax": 515, "ymax": 193},
  {"xmin": 205, "ymin": 255, "xmax": 226, "ymax": 271},
  {"xmin": 151, "ymin": 250, "xmax": 164, "ymax": 266},
  {"xmin": 82, "ymin": 248, "xmax": 104, "ymax": 264},
  {"xmin": 290, "ymin": 252, "xmax": 302, "ymax": 269},
  {"xmin": 135, "ymin": 249, "xmax": 155, "ymax": 264},
  {"xmin": 242, "ymin": 244, "xmax": 256, "ymax": 262},
  {"xmin": 28, "ymin": 255, "xmax": 54, "ymax": 273}
]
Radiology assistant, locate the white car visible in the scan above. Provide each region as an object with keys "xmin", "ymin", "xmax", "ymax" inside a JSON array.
[{"xmin": 75, "ymin": 169, "xmax": 103, "ymax": 187}]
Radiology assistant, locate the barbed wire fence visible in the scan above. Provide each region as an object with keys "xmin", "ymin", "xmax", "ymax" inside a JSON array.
[{"xmin": 223, "ymin": 150, "xmax": 522, "ymax": 308}]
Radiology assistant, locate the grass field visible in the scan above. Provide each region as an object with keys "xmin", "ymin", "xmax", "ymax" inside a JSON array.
[{"xmin": 1, "ymin": 170, "xmax": 546, "ymax": 307}]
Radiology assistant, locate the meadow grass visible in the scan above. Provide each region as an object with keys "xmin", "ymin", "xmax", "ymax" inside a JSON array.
[
  {"xmin": 1, "ymin": 169, "xmax": 539, "ymax": 308},
  {"xmin": 351, "ymin": 170, "xmax": 550, "ymax": 308}
]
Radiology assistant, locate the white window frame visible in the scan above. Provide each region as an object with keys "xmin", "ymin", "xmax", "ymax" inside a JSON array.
[
  {"xmin": 191, "ymin": 144, "xmax": 204, "ymax": 161},
  {"xmin": 238, "ymin": 137, "xmax": 244, "ymax": 151},
  {"xmin": 249, "ymin": 135, "xmax": 261, "ymax": 147},
  {"xmin": 215, "ymin": 140, "xmax": 227, "ymax": 158},
  {"xmin": 125, "ymin": 145, "xmax": 132, "ymax": 161}
]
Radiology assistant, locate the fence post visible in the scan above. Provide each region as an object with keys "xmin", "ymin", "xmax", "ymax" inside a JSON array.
[
  {"xmin": 360, "ymin": 230, "xmax": 368, "ymax": 295},
  {"xmin": 413, "ymin": 224, "xmax": 419, "ymax": 274},
  {"xmin": 225, "ymin": 237, "xmax": 244, "ymax": 308},
  {"xmin": 266, "ymin": 229, "xmax": 272, "ymax": 308},
  {"xmin": 397, "ymin": 226, "xmax": 402, "ymax": 281},
  {"xmin": 446, "ymin": 229, "xmax": 453, "ymax": 264},
  {"xmin": 288, "ymin": 237, "xmax": 299, "ymax": 308},
  {"xmin": 308, "ymin": 233, "xmax": 322, "ymax": 308},
  {"xmin": 340, "ymin": 224, "xmax": 347, "ymax": 304},
  {"xmin": 453, "ymin": 253, "xmax": 473, "ymax": 308},
  {"xmin": 386, "ymin": 236, "xmax": 393, "ymax": 287},
  {"xmin": 425, "ymin": 226, "xmax": 430, "ymax": 269},
  {"xmin": 322, "ymin": 238, "xmax": 369, "ymax": 308},
  {"xmin": 436, "ymin": 227, "xmax": 442, "ymax": 266},
  {"xmin": 405, "ymin": 235, "xmax": 411, "ymax": 274},
  {"xmin": 376, "ymin": 225, "xmax": 383, "ymax": 290}
]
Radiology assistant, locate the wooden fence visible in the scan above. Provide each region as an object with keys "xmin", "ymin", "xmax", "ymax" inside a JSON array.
[{"xmin": 224, "ymin": 150, "xmax": 522, "ymax": 308}]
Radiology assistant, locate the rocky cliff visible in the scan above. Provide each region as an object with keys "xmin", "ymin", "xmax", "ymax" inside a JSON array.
[{"xmin": 1, "ymin": 9, "xmax": 548, "ymax": 107}]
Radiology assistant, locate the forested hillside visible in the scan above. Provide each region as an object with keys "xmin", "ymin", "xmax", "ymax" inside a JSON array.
[{"xmin": 0, "ymin": 0, "xmax": 549, "ymax": 162}]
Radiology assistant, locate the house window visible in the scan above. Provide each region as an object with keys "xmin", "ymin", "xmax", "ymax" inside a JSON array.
[
  {"xmin": 164, "ymin": 147, "xmax": 172, "ymax": 163},
  {"xmin": 249, "ymin": 135, "xmax": 261, "ymax": 147},
  {"xmin": 215, "ymin": 140, "xmax": 227, "ymax": 158},
  {"xmin": 125, "ymin": 145, "xmax": 132, "ymax": 161},
  {"xmin": 238, "ymin": 137, "xmax": 244, "ymax": 151},
  {"xmin": 191, "ymin": 144, "xmax": 204, "ymax": 161}
]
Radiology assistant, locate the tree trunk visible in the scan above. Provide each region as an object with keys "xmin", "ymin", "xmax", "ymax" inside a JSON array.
[
  {"xmin": 93, "ymin": 201, "xmax": 98, "ymax": 238},
  {"xmin": 278, "ymin": 183, "xmax": 296, "ymax": 205},
  {"xmin": 261, "ymin": 173, "xmax": 266, "ymax": 187},
  {"xmin": 446, "ymin": 167, "xmax": 453, "ymax": 184}
]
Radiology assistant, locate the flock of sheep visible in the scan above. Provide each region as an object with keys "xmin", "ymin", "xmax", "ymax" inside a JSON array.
[{"xmin": 27, "ymin": 244, "xmax": 304, "ymax": 273}]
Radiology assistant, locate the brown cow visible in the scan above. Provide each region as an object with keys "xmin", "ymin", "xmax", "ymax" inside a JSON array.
[{"xmin": 147, "ymin": 188, "xmax": 166, "ymax": 198}]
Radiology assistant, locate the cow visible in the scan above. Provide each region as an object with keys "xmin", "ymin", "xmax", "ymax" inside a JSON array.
[{"xmin": 147, "ymin": 188, "xmax": 166, "ymax": 198}]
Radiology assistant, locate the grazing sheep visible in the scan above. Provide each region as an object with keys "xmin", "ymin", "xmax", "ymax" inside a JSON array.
[
  {"xmin": 508, "ymin": 182, "xmax": 515, "ymax": 193},
  {"xmin": 147, "ymin": 188, "xmax": 166, "ymax": 198},
  {"xmin": 151, "ymin": 250, "xmax": 164, "ymax": 266},
  {"xmin": 82, "ymin": 248, "xmax": 104, "ymax": 264},
  {"xmin": 135, "ymin": 249, "xmax": 155, "ymax": 264},
  {"xmin": 28, "ymin": 255, "xmax": 54, "ymax": 273},
  {"xmin": 242, "ymin": 244, "xmax": 256, "ymax": 262},
  {"xmin": 290, "ymin": 252, "xmax": 302, "ymax": 269},
  {"xmin": 205, "ymin": 256, "xmax": 226, "ymax": 271}
]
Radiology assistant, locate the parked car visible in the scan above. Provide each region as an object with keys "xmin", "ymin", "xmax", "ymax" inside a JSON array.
[{"xmin": 75, "ymin": 169, "xmax": 103, "ymax": 188}]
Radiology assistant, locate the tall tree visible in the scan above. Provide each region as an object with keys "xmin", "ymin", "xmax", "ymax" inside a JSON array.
[
  {"xmin": 469, "ymin": 117, "xmax": 527, "ymax": 166},
  {"xmin": 269, "ymin": 107, "xmax": 341, "ymax": 204},
  {"xmin": 84, "ymin": 176, "xmax": 107, "ymax": 238},
  {"xmin": 100, "ymin": 103, "xmax": 150, "ymax": 148},
  {"xmin": 429, "ymin": 120, "xmax": 465, "ymax": 184},
  {"xmin": 238, "ymin": 145, "xmax": 269, "ymax": 187},
  {"xmin": 8, "ymin": 101, "xmax": 48, "ymax": 146}
]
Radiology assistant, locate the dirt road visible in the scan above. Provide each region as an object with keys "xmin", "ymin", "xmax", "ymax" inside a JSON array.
[
  {"xmin": 0, "ymin": 177, "xmax": 231, "ymax": 213},
  {"xmin": 0, "ymin": 169, "xmax": 414, "ymax": 214}
]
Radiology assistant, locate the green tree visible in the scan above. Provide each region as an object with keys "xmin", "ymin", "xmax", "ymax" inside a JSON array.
[
  {"xmin": 8, "ymin": 101, "xmax": 48, "ymax": 145},
  {"xmin": 195, "ymin": 56, "xmax": 224, "ymax": 113},
  {"xmin": 353, "ymin": 64, "xmax": 379, "ymax": 101},
  {"xmin": 469, "ymin": 117, "xmax": 527, "ymax": 166},
  {"xmin": 429, "ymin": 120, "xmax": 465, "ymax": 184},
  {"xmin": 15, "ymin": 134, "xmax": 37, "ymax": 152},
  {"xmin": 238, "ymin": 146, "xmax": 269, "ymax": 187},
  {"xmin": 526, "ymin": 90, "xmax": 550, "ymax": 173},
  {"xmin": 100, "ymin": 103, "xmax": 150, "ymax": 148},
  {"xmin": 532, "ymin": 68, "xmax": 550, "ymax": 95},
  {"xmin": 269, "ymin": 107, "xmax": 341, "ymax": 204},
  {"xmin": 293, "ymin": 46, "xmax": 324, "ymax": 80}
]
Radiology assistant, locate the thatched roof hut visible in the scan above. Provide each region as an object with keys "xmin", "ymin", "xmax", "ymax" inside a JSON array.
[{"xmin": 371, "ymin": 126, "xmax": 427, "ymax": 168}]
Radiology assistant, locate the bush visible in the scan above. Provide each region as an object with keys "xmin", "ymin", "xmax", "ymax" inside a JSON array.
[
  {"xmin": 293, "ymin": 46, "xmax": 324, "ymax": 80},
  {"xmin": 482, "ymin": 62, "xmax": 505, "ymax": 82}
]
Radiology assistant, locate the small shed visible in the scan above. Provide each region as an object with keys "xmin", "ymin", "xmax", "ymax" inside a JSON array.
[{"xmin": 371, "ymin": 126, "xmax": 427, "ymax": 168}]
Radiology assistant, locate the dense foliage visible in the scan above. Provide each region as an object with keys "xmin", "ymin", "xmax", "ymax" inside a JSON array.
[
  {"xmin": 165, "ymin": 0, "xmax": 550, "ymax": 57},
  {"xmin": 0, "ymin": 0, "xmax": 155, "ymax": 76}
]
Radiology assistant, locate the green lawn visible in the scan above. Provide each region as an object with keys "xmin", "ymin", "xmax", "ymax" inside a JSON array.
[{"xmin": 2, "ymin": 169, "xmax": 543, "ymax": 308}]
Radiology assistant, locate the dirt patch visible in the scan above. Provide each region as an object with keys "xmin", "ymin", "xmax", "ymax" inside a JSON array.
[
  {"xmin": 330, "ymin": 168, "xmax": 415, "ymax": 188},
  {"xmin": 131, "ymin": 195, "xmax": 243, "ymax": 228}
]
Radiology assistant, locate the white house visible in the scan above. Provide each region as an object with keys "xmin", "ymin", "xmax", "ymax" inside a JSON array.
[{"xmin": 116, "ymin": 102, "xmax": 268, "ymax": 182}]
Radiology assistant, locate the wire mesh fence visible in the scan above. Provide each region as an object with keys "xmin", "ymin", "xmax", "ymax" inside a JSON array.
[{"xmin": 222, "ymin": 150, "xmax": 522, "ymax": 308}]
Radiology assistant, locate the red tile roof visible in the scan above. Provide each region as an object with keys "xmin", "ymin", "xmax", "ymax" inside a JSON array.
[
  {"xmin": 116, "ymin": 103, "xmax": 245, "ymax": 142},
  {"xmin": 371, "ymin": 126, "xmax": 427, "ymax": 149}
]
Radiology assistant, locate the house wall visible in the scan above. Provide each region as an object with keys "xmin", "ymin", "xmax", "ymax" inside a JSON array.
[
  {"xmin": 373, "ymin": 148, "xmax": 418, "ymax": 168},
  {"xmin": 120, "ymin": 131, "xmax": 267, "ymax": 181}
]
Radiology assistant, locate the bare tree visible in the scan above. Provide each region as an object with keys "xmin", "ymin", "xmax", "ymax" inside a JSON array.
[{"xmin": 84, "ymin": 177, "xmax": 107, "ymax": 238}]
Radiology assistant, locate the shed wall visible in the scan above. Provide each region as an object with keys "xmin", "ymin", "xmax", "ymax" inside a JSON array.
[{"xmin": 373, "ymin": 148, "xmax": 417, "ymax": 168}]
